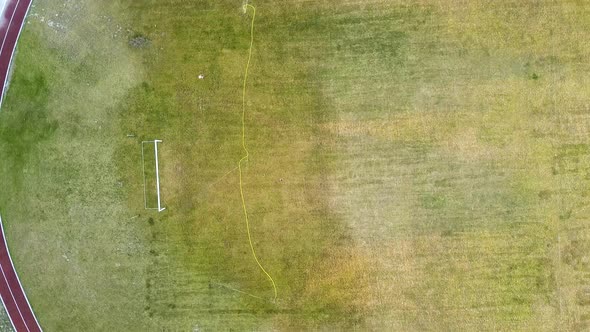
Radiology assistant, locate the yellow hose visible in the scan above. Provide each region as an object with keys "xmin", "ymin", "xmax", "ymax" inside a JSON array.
[{"xmin": 238, "ymin": 4, "xmax": 278, "ymax": 302}]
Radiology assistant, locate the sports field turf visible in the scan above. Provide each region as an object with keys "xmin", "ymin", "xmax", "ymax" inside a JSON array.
[
  {"xmin": 0, "ymin": 305, "xmax": 10, "ymax": 331},
  {"xmin": 1, "ymin": 0, "xmax": 590, "ymax": 330}
]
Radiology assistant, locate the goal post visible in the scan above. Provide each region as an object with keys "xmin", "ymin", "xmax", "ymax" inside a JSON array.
[{"xmin": 141, "ymin": 140, "xmax": 166, "ymax": 212}]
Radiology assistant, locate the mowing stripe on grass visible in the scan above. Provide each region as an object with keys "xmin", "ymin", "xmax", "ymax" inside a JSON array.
[{"xmin": 238, "ymin": 3, "xmax": 278, "ymax": 301}]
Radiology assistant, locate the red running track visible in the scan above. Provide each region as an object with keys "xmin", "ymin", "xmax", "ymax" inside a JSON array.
[
  {"xmin": 0, "ymin": 0, "xmax": 32, "ymax": 107},
  {"xmin": 0, "ymin": 216, "xmax": 42, "ymax": 332},
  {"xmin": 0, "ymin": 0, "xmax": 42, "ymax": 331}
]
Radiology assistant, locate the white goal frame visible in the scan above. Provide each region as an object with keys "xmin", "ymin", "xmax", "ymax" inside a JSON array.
[{"xmin": 141, "ymin": 140, "xmax": 166, "ymax": 212}]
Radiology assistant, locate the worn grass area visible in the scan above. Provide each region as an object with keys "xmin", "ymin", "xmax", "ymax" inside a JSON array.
[
  {"xmin": 1, "ymin": 0, "xmax": 590, "ymax": 330},
  {"xmin": 0, "ymin": 1, "xmax": 151, "ymax": 331},
  {"xmin": 0, "ymin": 303, "xmax": 12, "ymax": 332}
]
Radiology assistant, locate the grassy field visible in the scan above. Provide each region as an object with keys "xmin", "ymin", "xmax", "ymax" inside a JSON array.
[
  {"xmin": 1, "ymin": 0, "xmax": 590, "ymax": 330},
  {"xmin": 0, "ymin": 304, "xmax": 11, "ymax": 332}
]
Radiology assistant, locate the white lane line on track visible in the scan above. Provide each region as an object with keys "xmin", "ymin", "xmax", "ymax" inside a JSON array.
[
  {"xmin": 0, "ymin": 290, "xmax": 17, "ymax": 332},
  {"xmin": 0, "ymin": 0, "xmax": 21, "ymax": 57},
  {"xmin": 0, "ymin": 262, "xmax": 30, "ymax": 332},
  {"xmin": 0, "ymin": 0, "xmax": 32, "ymax": 111},
  {"xmin": 0, "ymin": 216, "xmax": 42, "ymax": 331}
]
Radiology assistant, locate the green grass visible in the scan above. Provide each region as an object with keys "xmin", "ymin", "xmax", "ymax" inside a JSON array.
[
  {"xmin": 0, "ymin": 303, "xmax": 12, "ymax": 332},
  {"xmin": 1, "ymin": 0, "xmax": 590, "ymax": 330}
]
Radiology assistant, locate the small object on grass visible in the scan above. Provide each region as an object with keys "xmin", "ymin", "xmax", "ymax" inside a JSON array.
[
  {"xmin": 129, "ymin": 35, "xmax": 150, "ymax": 48},
  {"xmin": 198, "ymin": 74, "xmax": 205, "ymax": 79},
  {"xmin": 130, "ymin": 215, "xmax": 139, "ymax": 220},
  {"xmin": 127, "ymin": 134, "xmax": 136, "ymax": 137}
]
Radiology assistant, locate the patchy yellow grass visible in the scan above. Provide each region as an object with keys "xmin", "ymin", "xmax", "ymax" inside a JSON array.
[{"xmin": 4, "ymin": 0, "xmax": 590, "ymax": 330}]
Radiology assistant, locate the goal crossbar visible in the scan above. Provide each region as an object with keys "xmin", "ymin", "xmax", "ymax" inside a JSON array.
[{"xmin": 141, "ymin": 140, "xmax": 166, "ymax": 212}]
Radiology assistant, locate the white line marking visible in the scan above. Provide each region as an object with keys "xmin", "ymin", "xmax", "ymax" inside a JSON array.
[
  {"xmin": 211, "ymin": 281, "xmax": 263, "ymax": 300},
  {"xmin": 0, "ymin": 289, "xmax": 17, "ymax": 332},
  {"xmin": 141, "ymin": 140, "xmax": 165, "ymax": 212},
  {"xmin": 0, "ymin": 0, "xmax": 32, "ymax": 109},
  {"xmin": 0, "ymin": 261, "xmax": 30, "ymax": 332},
  {"xmin": 0, "ymin": 0, "xmax": 21, "ymax": 58},
  {"xmin": 0, "ymin": 215, "xmax": 42, "ymax": 331},
  {"xmin": 154, "ymin": 140, "xmax": 165, "ymax": 212}
]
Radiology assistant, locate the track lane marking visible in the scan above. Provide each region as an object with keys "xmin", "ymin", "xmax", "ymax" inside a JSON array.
[
  {"xmin": 0, "ymin": 262, "xmax": 30, "ymax": 332},
  {"xmin": 0, "ymin": 216, "xmax": 42, "ymax": 331},
  {"xmin": 0, "ymin": 0, "xmax": 21, "ymax": 58}
]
